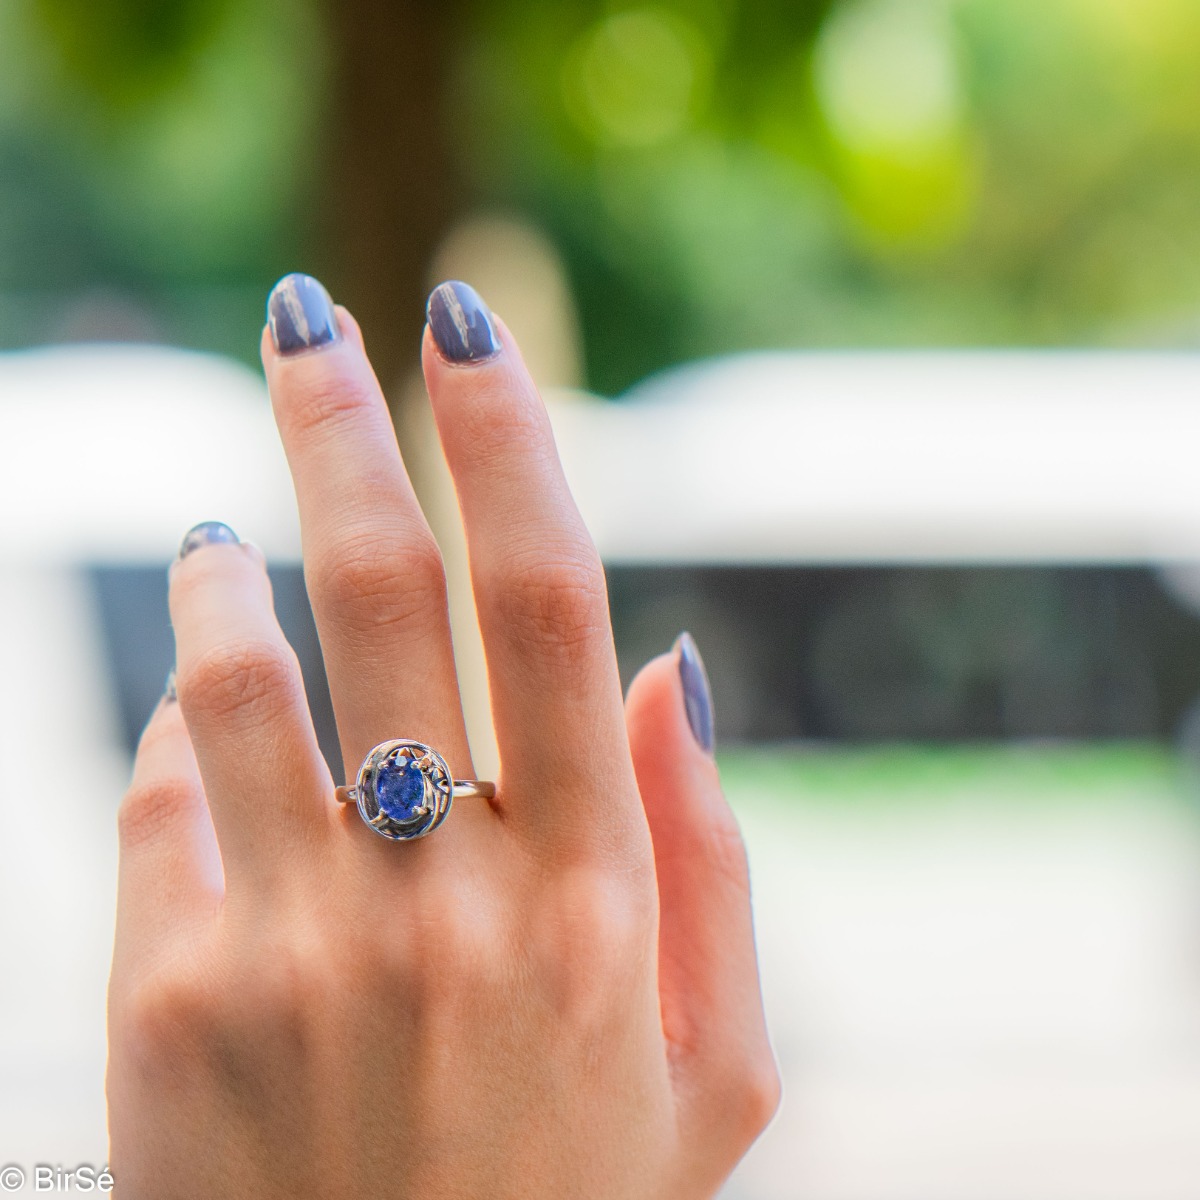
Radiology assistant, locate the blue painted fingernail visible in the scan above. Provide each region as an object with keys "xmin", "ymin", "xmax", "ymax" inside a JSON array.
[
  {"xmin": 426, "ymin": 280, "xmax": 500, "ymax": 364},
  {"xmin": 178, "ymin": 521, "xmax": 239, "ymax": 560},
  {"xmin": 267, "ymin": 273, "xmax": 341, "ymax": 355},
  {"xmin": 164, "ymin": 669, "xmax": 177, "ymax": 703},
  {"xmin": 676, "ymin": 631, "xmax": 715, "ymax": 754}
]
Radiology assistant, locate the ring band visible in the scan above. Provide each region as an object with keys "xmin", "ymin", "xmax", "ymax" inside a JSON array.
[{"xmin": 336, "ymin": 739, "xmax": 495, "ymax": 841}]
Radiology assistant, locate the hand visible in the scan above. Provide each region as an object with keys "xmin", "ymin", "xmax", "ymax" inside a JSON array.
[{"xmin": 106, "ymin": 276, "xmax": 778, "ymax": 1198}]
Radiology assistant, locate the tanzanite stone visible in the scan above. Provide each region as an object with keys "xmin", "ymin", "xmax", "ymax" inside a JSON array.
[{"xmin": 375, "ymin": 757, "xmax": 426, "ymax": 822}]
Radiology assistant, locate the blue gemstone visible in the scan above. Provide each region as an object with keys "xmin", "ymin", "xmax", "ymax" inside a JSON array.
[{"xmin": 375, "ymin": 757, "xmax": 426, "ymax": 822}]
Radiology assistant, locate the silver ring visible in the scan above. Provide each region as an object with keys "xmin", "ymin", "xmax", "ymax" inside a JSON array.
[{"xmin": 334, "ymin": 739, "xmax": 495, "ymax": 841}]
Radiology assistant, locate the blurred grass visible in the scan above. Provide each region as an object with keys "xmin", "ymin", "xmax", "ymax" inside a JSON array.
[{"xmin": 719, "ymin": 743, "xmax": 1183, "ymax": 810}]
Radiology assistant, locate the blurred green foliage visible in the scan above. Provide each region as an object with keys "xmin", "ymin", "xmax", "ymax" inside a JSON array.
[
  {"xmin": 3, "ymin": 0, "xmax": 1200, "ymax": 391},
  {"xmin": 31, "ymin": 0, "xmax": 231, "ymax": 104},
  {"xmin": 0, "ymin": 0, "xmax": 324, "ymax": 350},
  {"xmin": 466, "ymin": 0, "xmax": 1200, "ymax": 390}
]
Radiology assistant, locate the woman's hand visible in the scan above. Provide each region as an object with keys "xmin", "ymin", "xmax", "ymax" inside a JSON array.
[{"xmin": 106, "ymin": 276, "xmax": 778, "ymax": 1199}]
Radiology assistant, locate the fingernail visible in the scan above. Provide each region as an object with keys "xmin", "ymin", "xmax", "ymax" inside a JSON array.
[
  {"xmin": 164, "ymin": 669, "xmax": 177, "ymax": 703},
  {"xmin": 676, "ymin": 631, "xmax": 715, "ymax": 754},
  {"xmin": 178, "ymin": 521, "xmax": 239, "ymax": 560},
  {"xmin": 240, "ymin": 540, "xmax": 268, "ymax": 570},
  {"xmin": 267, "ymin": 273, "xmax": 341, "ymax": 355},
  {"xmin": 426, "ymin": 280, "xmax": 500, "ymax": 364}
]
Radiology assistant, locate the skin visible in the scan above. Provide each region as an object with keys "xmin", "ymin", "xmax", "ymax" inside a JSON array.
[{"xmin": 106, "ymin": 299, "xmax": 779, "ymax": 1198}]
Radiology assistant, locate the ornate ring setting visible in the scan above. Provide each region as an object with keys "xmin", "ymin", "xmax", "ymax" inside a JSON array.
[{"xmin": 335, "ymin": 739, "xmax": 495, "ymax": 841}]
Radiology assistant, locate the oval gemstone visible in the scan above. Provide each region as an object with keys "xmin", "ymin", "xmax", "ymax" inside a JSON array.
[{"xmin": 375, "ymin": 757, "xmax": 426, "ymax": 822}]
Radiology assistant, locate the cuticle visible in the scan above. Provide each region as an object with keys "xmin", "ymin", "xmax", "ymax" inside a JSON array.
[
  {"xmin": 272, "ymin": 332, "xmax": 344, "ymax": 360},
  {"xmin": 431, "ymin": 345, "xmax": 503, "ymax": 369}
]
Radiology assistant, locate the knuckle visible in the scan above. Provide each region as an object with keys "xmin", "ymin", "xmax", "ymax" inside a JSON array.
[
  {"xmin": 737, "ymin": 1057, "xmax": 783, "ymax": 1138},
  {"xmin": 119, "ymin": 937, "xmax": 334, "ymax": 1074},
  {"xmin": 437, "ymin": 903, "xmax": 505, "ymax": 982},
  {"xmin": 120, "ymin": 969, "xmax": 215, "ymax": 1063},
  {"xmin": 493, "ymin": 548, "xmax": 610, "ymax": 664},
  {"xmin": 237, "ymin": 941, "xmax": 325, "ymax": 1025},
  {"xmin": 117, "ymin": 779, "xmax": 197, "ymax": 849},
  {"xmin": 204, "ymin": 935, "xmax": 332, "ymax": 1061},
  {"xmin": 180, "ymin": 639, "xmax": 297, "ymax": 724},
  {"xmin": 533, "ymin": 871, "xmax": 649, "ymax": 1016},
  {"xmin": 396, "ymin": 878, "xmax": 506, "ymax": 992},
  {"xmin": 698, "ymin": 1045, "xmax": 781, "ymax": 1147},
  {"xmin": 314, "ymin": 526, "xmax": 446, "ymax": 634}
]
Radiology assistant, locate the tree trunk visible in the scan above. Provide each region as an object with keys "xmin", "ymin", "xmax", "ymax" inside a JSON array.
[{"xmin": 317, "ymin": 0, "xmax": 462, "ymax": 392}]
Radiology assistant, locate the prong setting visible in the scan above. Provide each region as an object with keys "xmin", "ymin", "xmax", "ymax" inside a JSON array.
[{"xmin": 353, "ymin": 740, "xmax": 453, "ymax": 841}]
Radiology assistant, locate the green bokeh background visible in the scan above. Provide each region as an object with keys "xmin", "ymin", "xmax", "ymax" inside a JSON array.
[{"xmin": 3, "ymin": 0, "xmax": 1200, "ymax": 393}]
